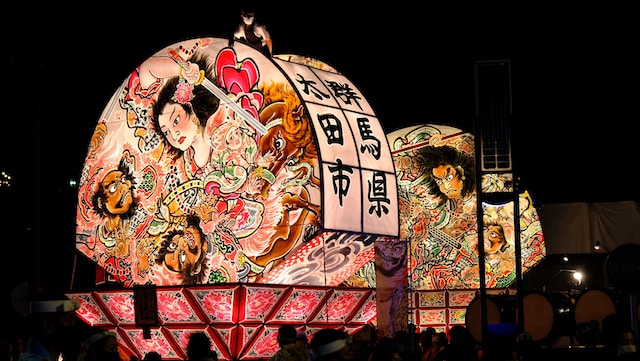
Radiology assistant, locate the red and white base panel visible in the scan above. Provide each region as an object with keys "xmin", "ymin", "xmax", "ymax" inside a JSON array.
[
  {"xmin": 67, "ymin": 284, "xmax": 376, "ymax": 360},
  {"xmin": 66, "ymin": 286, "xmax": 521, "ymax": 360}
]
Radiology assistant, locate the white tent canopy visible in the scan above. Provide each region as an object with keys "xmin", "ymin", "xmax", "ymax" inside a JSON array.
[{"xmin": 539, "ymin": 200, "xmax": 640, "ymax": 254}]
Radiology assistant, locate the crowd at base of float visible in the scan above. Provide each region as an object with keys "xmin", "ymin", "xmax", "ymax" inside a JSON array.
[{"xmin": 3, "ymin": 290, "xmax": 637, "ymax": 361}]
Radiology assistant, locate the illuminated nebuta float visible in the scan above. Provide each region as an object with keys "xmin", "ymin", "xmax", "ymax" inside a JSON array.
[
  {"xmin": 70, "ymin": 37, "xmax": 397, "ymax": 360},
  {"xmin": 388, "ymin": 123, "xmax": 545, "ymax": 291},
  {"xmin": 75, "ymin": 38, "xmax": 397, "ymax": 287},
  {"xmin": 387, "ymin": 124, "xmax": 546, "ymax": 342}
]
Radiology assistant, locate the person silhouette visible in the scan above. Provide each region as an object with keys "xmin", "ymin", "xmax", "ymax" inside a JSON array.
[
  {"xmin": 17, "ymin": 290, "xmax": 87, "ymax": 361},
  {"xmin": 269, "ymin": 325, "xmax": 308, "ymax": 361},
  {"xmin": 185, "ymin": 332, "xmax": 217, "ymax": 361},
  {"xmin": 309, "ymin": 329, "xmax": 354, "ymax": 361},
  {"xmin": 80, "ymin": 327, "xmax": 121, "ymax": 361},
  {"xmin": 232, "ymin": 6, "xmax": 273, "ymax": 56}
]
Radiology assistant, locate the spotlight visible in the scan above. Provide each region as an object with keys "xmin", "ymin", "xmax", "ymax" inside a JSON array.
[
  {"xmin": 541, "ymin": 268, "xmax": 584, "ymax": 291},
  {"xmin": 593, "ymin": 241, "xmax": 609, "ymax": 253},
  {"xmin": 572, "ymin": 271, "xmax": 583, "ymax": 285},
  {"xmin": 562, "ymin": 255, "xmax": 569, "ymax": 262}
]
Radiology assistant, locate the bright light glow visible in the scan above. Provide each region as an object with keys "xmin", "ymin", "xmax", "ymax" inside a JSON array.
[
  {"xmin": 573, "ymin": 271, "xmax": 583, "ymax": 283},
  {"xmin": 0, "ymin": 170, "xmax": 11, "ymax": 188},
  {"xmin": 593, "ymin": 241, "xmax": 609, "ymax": 252}
]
